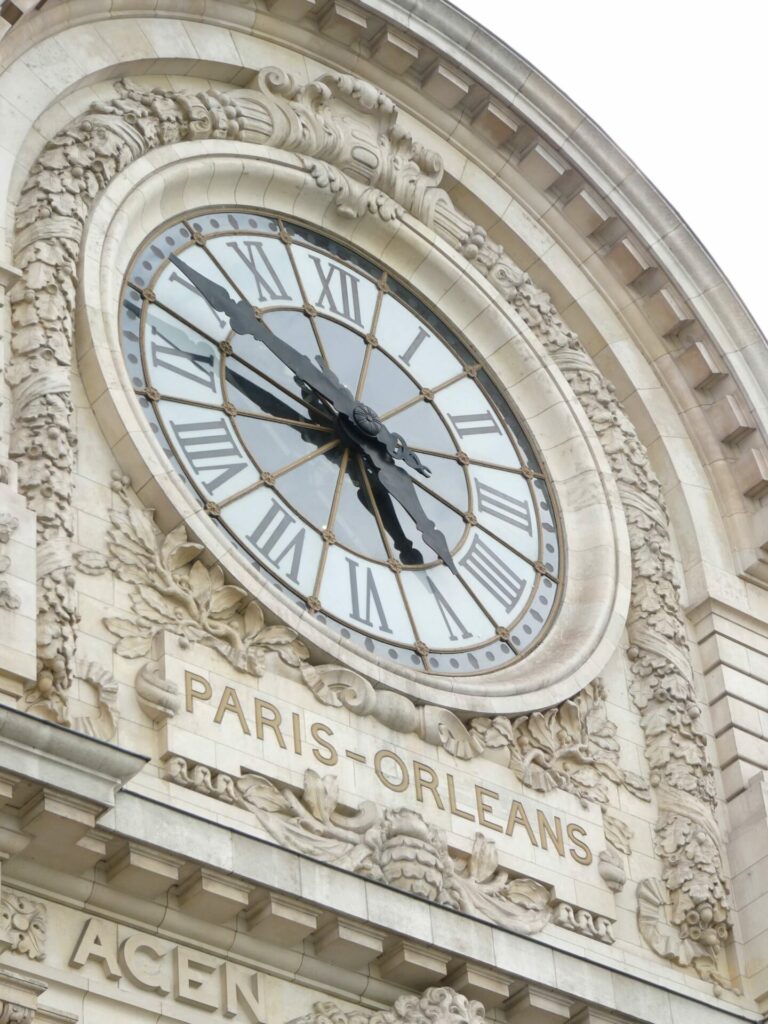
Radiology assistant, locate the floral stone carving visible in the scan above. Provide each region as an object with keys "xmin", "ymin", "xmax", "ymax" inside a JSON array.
[
  {"xmin": 0, "ymin": 513, "xmax": 20, "ymax": 612},
  {"xmin": 289, "ymin": 988, "xmax": 485, "ymax": 1024},
  {"xmin": 0, "ymin": 893, "xmax": 46, "ymax": 960},
  {"xmin": 469, "ymin": 681, "xmax": 649, "ymax": 807},
  {"xmin": 102, "ymin": 502, "xmax": 481, "ymax": 755},
  {"xmin": 8, "ymin": 71, "xmax": 729, "ymax": 982},
  {"xmin": 165, "ymin": 758, "xmax": 613, "ymax": 943}
]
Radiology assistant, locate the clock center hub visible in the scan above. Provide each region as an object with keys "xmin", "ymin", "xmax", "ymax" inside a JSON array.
[{"xmin": 351, "ymin": 402, "xmax": 383, "ymax": 437}]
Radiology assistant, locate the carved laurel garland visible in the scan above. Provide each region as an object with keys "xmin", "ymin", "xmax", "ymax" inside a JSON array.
[
  {"xmin": 165, "ymin": 758, "xmax": 613, "ymax": 944},
  {"xmin": 7, "ymin": 71, "xmax": 729, "ymax": 981}
]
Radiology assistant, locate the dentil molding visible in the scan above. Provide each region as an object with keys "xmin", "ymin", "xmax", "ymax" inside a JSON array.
[{"xmin": 6, "ymin": 70, "xmax": 731, "ymax": 985}]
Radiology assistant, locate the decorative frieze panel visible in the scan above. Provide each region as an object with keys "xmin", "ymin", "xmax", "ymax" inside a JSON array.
[{"xmin": 164, "ymin": 757, "xmax": 612, "ymax": 943}]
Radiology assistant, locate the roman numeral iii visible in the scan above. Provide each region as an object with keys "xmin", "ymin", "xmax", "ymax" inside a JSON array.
[
  {"xmin": 448, "ymin": 411, "xmax": 501, "ymax": 437},
  {"xmin": 459, "ymin": 536, "xmax": 525, "ymax": 614},
  {"xmin": 474, "ymin": 478, "xmax": 533, "ymax": 536}
]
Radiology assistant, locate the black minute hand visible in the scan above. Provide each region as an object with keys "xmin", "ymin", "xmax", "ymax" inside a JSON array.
[
  {"xmin": 169, "ymin": 255, "xmax": 431, "ymax": 478},
  {"xmin": 169, "ymin": 254, "xmax": 356, "ymax": 416}
]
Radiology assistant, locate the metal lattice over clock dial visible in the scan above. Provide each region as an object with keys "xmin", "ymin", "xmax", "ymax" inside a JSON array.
[{"xmin": 120, "ymin": 208, "xmax": 562, "ymax": 676}]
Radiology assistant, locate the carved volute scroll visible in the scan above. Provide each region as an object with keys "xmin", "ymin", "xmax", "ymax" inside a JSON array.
[{"xmin": 7, "ymin": 71, "xmax": 729, "ymax": 984}]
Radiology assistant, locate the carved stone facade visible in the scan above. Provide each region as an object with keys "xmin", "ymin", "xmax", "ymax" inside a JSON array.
[{"xmin": 0, "ymin": 3, "xmax": 766, "ymax": 1024}]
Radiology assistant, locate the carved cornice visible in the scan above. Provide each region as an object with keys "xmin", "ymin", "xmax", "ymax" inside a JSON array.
[{"xmin": 8, "ymin": 71, "xmax": 730, "ymax": 984}]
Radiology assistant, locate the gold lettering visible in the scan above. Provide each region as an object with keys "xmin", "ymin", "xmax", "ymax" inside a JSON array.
[
  {"xmin": 505, "ymin": 800, "xmax": 538, "ymax": 846},
  {"xmin": 310, "ymin": 722, "xmax": 338, "ymax": 766},
  {"xmin": 120, "ymin": 934, "xmax": 170, "ymax": 995},
  {"xmin": 567, "ymin": 823, "xmax": 593, "ymax": 865},
  {"xmin": 213, "ymin": 686, "xmax": 250, "ymax": 734},
  {"xmin": 447, "ymin": 774, "xmax": 474, "ymax": 821},
  {"xmin": 413, "ymin": 761, "xmax": 445, "ymax": 810},
  {"xmin": 537, "ymin": 811, "xmax": 565, "ymax": 857},
  {"xmin": 70, "ymin": 918, "xmax": 122, "ymax": 980},
  {"xmin": 374, "ymin": 750, "xmax": 409, "ymax": 792},
  {"xmin": 292, "ymin": 712, "xmax": 303, "ymax": 755},
  {"xmin": 475, "ymin": 785, "xmax": 502, "ymax": 833},
  {"xmin": 185, "ymin": 671, "xmax": 212, "ymax": 713},
  {"xmin": 254, "ymin": 698, "xmax": 287, "ymax": 749}
]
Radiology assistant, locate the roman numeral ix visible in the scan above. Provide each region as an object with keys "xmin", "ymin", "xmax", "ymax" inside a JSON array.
[{"xmin": 150, "ymin": 323, "xmax": 215, "ymax": 391}]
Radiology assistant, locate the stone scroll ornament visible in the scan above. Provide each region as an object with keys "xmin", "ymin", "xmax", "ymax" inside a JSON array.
[
  {"xmin": 164, "ymin": 758, "xmax": 613, "ymax": 944},
  {"xmin": 7, "ymin": 71, "xmax": 729, "ymax": 984}
]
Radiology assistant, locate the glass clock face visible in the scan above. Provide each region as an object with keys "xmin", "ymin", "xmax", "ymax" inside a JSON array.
[{"xmin": 120, "ymin": 208, "xmax": 562, "ymax": 676}]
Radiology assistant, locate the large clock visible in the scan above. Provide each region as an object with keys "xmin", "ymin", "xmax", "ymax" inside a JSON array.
[{"xmin": 120, "ymin": 208, "xmax": 562, "ymax": 677}]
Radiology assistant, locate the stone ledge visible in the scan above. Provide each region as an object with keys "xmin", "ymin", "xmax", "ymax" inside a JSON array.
[
  {"xmin": 0, "ymin": 706, "xmax": 147, "ymax": 809},
  {"xmin": 91, "ymin": 790, "xmax": 757, "ymax": 1024}
]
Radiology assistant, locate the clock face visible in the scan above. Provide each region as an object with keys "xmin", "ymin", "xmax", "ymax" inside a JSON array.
[{"xmin": 120, "ymin": 208, "xmax": 562, "ymax": 676}]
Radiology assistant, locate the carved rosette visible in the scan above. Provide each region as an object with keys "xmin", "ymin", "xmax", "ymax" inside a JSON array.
[
  {"xmin": 8, "ymin": 70, "xmax": 730, "ymax": 981},
  {"xmin": 289, "ymin": 988, "xmax": 486, "ymax": 1024},
  {"xmin": 0, "ymin": 893, "xmax": 46, "ymax": 960}
]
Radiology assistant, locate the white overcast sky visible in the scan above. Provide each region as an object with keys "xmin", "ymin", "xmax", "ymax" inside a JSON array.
[{"xmin": 448, "ymin": 0, "xmax": 768, "ymax": 340}]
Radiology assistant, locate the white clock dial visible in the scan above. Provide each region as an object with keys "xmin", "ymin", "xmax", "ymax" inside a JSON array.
[{"xmin": 121, "ymin": 208, "xmax": 562, "ymax": 675}]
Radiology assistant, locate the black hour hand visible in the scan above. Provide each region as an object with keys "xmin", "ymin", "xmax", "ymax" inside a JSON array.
[{"xmin": 356, "ymin": 436, "xmax": 457, "ymax": 574}]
